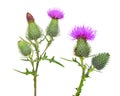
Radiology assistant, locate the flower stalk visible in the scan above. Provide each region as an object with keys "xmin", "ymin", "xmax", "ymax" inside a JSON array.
[
  {"xmin": 75, "ymin": 57, "xmax": 92, "ymax": 96},
  {"xmin": 62, "ymin": 25, "xmax": 110, "ymax": 96},
  {"xmin": 16, "ymin": 9, "xmax": 64, "ymax": 96},
  {"xmin": 75, "ymin": 57, "xmax": 85, "ymax": 96},
  {"xmin": 75, "ymin": 68, "xmax": 85, "ymax": 96}
]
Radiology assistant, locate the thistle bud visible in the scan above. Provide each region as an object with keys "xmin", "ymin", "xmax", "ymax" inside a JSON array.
[
  {"xmin": 47, "ymin": 19, "xmax": 59, "ymax": 37},
  {"xmin": 74, "ymin": 39, "xmax": 90, "ymax": 57},
  {"xmin": 18, "ymin": 40, "xmax": 31, "ymax": 56},
  {"xmin": 26, "ymin": 12, "xmax": 41, "ymax": 40},
  {"xmin": 92, "ymin": 53, "xmax": 110, "ymax": 70}
]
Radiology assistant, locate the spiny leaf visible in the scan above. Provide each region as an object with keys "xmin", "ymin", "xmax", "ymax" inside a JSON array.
[
  {"xmin": 47, "ymin": 57, "xmax": 64, "ymax": 67},
  {"xmin": 42, "ymin": 54, "xmax": 64, "ymax": 67},
  {"xmin": 14, "ymin": 69, "xmax": 28, "ymax": 75},
  {"xmin": 61, "ymin": 57, "xmax": 82, "ymax": 67},
  {"xmin": 72, "ymin": 58, "xmax": 81, "ymax": 66},
  {"xmin": 14, "ymin": 68, "xmax": 36, "ymax": 76}
]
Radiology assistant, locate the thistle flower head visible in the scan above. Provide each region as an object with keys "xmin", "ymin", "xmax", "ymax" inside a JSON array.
[
  {"xmin": 47, "ymin": 8, "xmax": 64, "ymax": 19},
  {"xmin": 70, "ymin": 26, "xmax": 96, "ymax": 40},
  {"xmin": 26, "ymin": 12, "xmax": 34, "ymax": 23}
]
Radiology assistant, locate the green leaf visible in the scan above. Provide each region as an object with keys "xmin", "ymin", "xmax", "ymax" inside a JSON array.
[
  {"xmin": 61, "ymin": 57, "xmax": 81, "ymax": 66},
  {"xmin": 14, "ymin": 68, "xmax": 37, "ymax": 76},
  {"xmin": 72, "ymin": 58, "xmax": 81, "ymax": 66},
  {"xmin": 14, "ymin": 69, "xmax": 28, "ymax": 75},
  {"xmin": 41, "ymin": 54, "xmax": 64, "ymax": 67}
]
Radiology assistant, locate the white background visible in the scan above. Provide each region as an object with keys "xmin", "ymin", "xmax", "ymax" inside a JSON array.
[{"xmin": 0, "ymin": 0, "xmax": 119, "ymax": 96}]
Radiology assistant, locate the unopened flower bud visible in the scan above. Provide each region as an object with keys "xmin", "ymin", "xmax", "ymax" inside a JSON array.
[
  {"xmin": 74, "ymin": 39, "xmax": 90, "ymax": 57},
  {"xmin": 92, "ymin": 53, "xmax": 110, "ymax": 70},
  {"xmin": 26, "ymin": 12, "xmax": 41, "ymax": 40},
  {"xmin": 18, "ymin": 40, "xmax": 31, "ymax": 56}
]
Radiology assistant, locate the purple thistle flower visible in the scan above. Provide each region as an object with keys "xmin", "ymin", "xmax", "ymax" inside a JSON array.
[
  {"xmin": 47, "ymin": 8, "xmax": 64, "ymax": 19},
  {"xmin": 70, "ymin": 26, "xmax": 96, "ymax": 40}
]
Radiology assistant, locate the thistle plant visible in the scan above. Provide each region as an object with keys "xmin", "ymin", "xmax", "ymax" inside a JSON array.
[
  {"xmin": 16, "ymin": 8, "xmax": 64, "ymax": 96},
  {"xmin": 62, "ymin": 25, "xmax": 110, "ymax": 96},
  {"xmin": 16, "ymin": 8, "xmax": 110, "ymax": 96}
]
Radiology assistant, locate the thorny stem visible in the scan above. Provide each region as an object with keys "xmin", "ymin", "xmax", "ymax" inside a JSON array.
[
  {"xmin": 75, "ymin": 57, "xmax": 85, "ymax": 96},
  {"xmin": 75, "ymin": 57, "xmax": 86, "ymax": 96},
  {"xmin": 20, "ymin": 36, "xmax": 54, "ymax": 96},
  {"xmin": 33, "ymin": 37, "xmax": 53, "ymax": 96},
  {"xmin": 62, "ymin": 57, "xmax": 94, "ymax": 96},
  {"xmin": 75, "ymin": 67, "xmax": 85, "ymax": 96},
  {"xmin": 75, "ymin": 57, "xmax": 93, "ymax": 96}
]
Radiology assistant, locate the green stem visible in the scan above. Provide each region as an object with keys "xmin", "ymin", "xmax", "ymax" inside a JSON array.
[
  {"xmin": 75, "ymin": 57, "xmax": 94, "ymax": 96},
  {"xmin": 75, "ymin": 57, "xmax": 86, "ymax": 96},
  {"xmin": 41, "ymin": 37, "xmax": 53, "ymax": 57},
  {"xmin": 32, "ymin": 36, "xmax": 53, "ymax": 96},
  {"xmin": 33, "ymin": 38, "xmax": 53, "ymax": 96},
  {"xmin": 34, "ymin": 76, "xmax": 37, "ymax": 96},
  {"xmin": 80, "ymin": 57, "xmax": 84, "ymax": 66},
  {"xmin": 33, "ymin": 40, "xmax": 40, "ymax": 96},
  {"xmin": 34, "ymin": 40, "xmax": 40, "ymax": 72},
  {"xmin": 29, "ymin": 55, "xmax": 35, "ymax": 71},
  {"xmin": 75, "ymin": 67, "xmax": 85, "ymax": 96}
]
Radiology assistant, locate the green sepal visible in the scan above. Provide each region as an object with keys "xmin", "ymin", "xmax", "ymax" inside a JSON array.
[
  {"xmin": 42, "ymin": 53, "xmax": 64, "ymax": 67},
  {"xmin": 92, "ymin": 53, "xmax": 110, "ymax": 70},
  {"xmin": 74, "ymin": 39, "xmax": 90, "ymax": 57},
  {"xmin": 27, "ymin": 22, "xmax": 41, "ymax": 40},
  {"xmin": 47, "ymin": 19, "xmax": 59, "ymax": 37}
]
